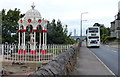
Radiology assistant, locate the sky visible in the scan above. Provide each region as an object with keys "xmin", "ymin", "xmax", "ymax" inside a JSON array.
[{"xmin": 0, "ymin": 0, "xmax": 119, "ymax": 36}]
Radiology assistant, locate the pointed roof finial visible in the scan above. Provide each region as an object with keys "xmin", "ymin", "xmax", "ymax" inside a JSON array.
[{"xmin": 31, "ymin": 2, "xmax": 35, "ymax": 9}]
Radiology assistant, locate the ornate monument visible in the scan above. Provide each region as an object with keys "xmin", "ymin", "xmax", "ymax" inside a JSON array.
[{"xmin": 17, "ymin": 3, "xmax": 48, "ymax": 55}]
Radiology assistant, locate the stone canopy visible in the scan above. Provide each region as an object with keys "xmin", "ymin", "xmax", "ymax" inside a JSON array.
[
  {"xmin": 25, "ymin": 5, "xmax": 42, "ymax": 20},
  {"xmin": 18, "ymin": 3, "xmax": 44, "ymax": 29}
]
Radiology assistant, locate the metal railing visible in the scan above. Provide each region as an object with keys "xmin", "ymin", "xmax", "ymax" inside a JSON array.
[{"xmin": 1, "ymin": 44, "xmax": 75, "ymax": 63}]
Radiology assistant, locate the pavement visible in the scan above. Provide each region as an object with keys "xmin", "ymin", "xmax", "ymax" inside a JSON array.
[
  {"xmin": 103, "ymin": 41, "xmax": 119, "ymax": 49},
  {"xmin": 71, "ymin": 42, "xmax": 113, "ymax": 75},
  {"xmin": 105, "ymin": 44, "xmax": 119, "ymax": 49}
]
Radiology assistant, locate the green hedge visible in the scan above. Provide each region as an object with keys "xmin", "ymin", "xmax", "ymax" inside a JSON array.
[
  {"xmin": 101, "ymin": 36, "xmax": 116, "ymax": 44},
  {"xmin": 105, "ymin": 36, "xmax": 116, "ymax": 41},
  {"xmin": 116, "ymin": 37, "xmax": 120, "ymax": 41}
]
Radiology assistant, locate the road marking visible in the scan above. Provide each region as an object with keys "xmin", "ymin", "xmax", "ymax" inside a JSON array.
[
  {"xmin": 112, "ymin": 50, "xmax": 117, "ymax": 53},
  {"xmin": 101, "ymin": 45, "xmax": 117, "ymax": 53},
  {"xmin": 89, "ymin": 49, "xmax": 116, "ymax": 76}
]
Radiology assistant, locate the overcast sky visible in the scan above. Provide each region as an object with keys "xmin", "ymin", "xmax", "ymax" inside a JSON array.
[{"xmin": 0, "ymin": 0, "xmax": 119, "ymax": 36}]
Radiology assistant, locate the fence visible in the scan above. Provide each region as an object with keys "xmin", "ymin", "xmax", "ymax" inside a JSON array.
[{"xmin": 1, "ymin": 44, "xmax": 75, "ymax": 63}]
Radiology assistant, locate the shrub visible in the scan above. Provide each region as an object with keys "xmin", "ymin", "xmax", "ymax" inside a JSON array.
[
  {"xmin": 101, "ymin": 34, "xmax": 107, "ymax": 42},
  {"xmin": 101, "ymin": 36, "xmax": 116, "ymax": 44},
  {"xmin": 116, "ymin": 37, "xmax": 120, "ymax": 41},
  {"xmin": 105, "ymin": 36, "xmax": 116, "ymax": 41}
]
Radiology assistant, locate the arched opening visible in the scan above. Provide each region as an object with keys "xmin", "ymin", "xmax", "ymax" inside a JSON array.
[
  {"xmin": 76, "ymin": 38, "xmax": 80, "ymax": 42},
  {"xmin": 36, "ymin": 25, "xmax": 42, "ymax": 44},
  {"xmin": 26, "ymin": 25, "xmax": 33, "ymax": 43}
]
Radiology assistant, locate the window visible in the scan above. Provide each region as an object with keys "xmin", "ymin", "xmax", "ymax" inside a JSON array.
[
  {"xmin": 88, "ymin": 36, "xmax": 99, "ymax": 39},
  {"xmin": 89, "ymin": 28, "xmax": 98, "ymax": 33},
  {"xmin": 116, "ymin": 27, "xmax": 120, "ymax": 30}
]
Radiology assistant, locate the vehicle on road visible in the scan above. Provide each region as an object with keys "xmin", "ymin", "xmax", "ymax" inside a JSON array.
[{"xmin": 86, "ymin": 26, "xmax": 100, "ymax": 48}]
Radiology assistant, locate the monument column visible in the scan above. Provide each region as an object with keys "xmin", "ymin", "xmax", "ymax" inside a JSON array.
[
  {"xmin": 18, "ymin": 20, "xmax": 22, "ymax": 54},
  {"xmin": 33, "ymin": 28, "xmax": 37, "ymax": 55},
  {"xmin": 21, "ymin": 27, "xmax": 26, "ymax": 55}
]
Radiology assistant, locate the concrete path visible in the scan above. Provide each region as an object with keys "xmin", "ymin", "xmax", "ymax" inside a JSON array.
[
  {"xmin": 71, "ymin": 42, "xmax": 113, "ymax": 75},
  {"xmin": 106, "ymin": 44, "xmax": 119, "ymax": 49}
]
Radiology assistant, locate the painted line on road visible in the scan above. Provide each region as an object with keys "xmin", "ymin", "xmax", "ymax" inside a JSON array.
[
  {"xmin": 112, "ymin": 50, "xmax": 117, "ymax": 53},
  {"xmin": 89, "ymin": 49, "xmax": 116, "ymax": 76},
  {"xmin": 102, "ymin": 45, "xmax": 117, "ymax": 53}
]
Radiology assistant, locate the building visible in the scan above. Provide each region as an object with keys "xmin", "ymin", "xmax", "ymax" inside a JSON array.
[{"xmin": 110, "ymin": 1, "xmax": 120, "ymax": 38}]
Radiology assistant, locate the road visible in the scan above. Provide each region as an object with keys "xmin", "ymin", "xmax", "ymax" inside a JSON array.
[{"xmin": 88, "ymin": 44, "xmax": 118, "ymax": 75}]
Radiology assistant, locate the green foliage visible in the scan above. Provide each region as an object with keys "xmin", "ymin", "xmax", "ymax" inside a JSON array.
[
  {"xmin": 106, "ymin": 27, "xmax": 111, "ymax": 36},
  {"xmin": 47, "ymin": 19, "xmax": 72, "ymax": 44},
  {"xmin": 101, "ymin": 36, "xmax": 116, "ymax": 44},
  {"xmin": 2, "ymin": 8, "xmax": 24, "ymax": 43},
  {"xmin": 93, "ymin": 23, "xmax": 101, "ymax": 27},
  {"xmin": 101, "ymin": 34, "xmax": 107, "ymax": 42},
  {"xmin": 0, "ymin": 12, "xmax": 2, "ymax": 43},
  {"xmin": 100, "ymin": 27, "xmax": 111, "ymax": 43},
  {"xmin": 105, "ymin": 36, "xmax": 116, "ymax": 41},
  {"xmin": 116, "ymin": 37, "xmax": 120, "ymax": 41},
  {"xmin": 93, "ymin": 23, "xmax": 104, "ymax": 27},
  {"xmin": 100, "ymin": 27, "xmax": 108, "ymax": 36},
  {"xmin": 93, "ymin": 23, "xmax": 111, "ymax": 43}
]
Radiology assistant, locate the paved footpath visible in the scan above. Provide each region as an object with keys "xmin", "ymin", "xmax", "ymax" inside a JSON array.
[{"xmin": 71, "ymin": 42, "xmax": 113, "ymax": 75}]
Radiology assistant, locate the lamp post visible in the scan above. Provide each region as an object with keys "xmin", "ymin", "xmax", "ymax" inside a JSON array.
[{"xmin": 80, "ymin": 12, "xmax": 88, "ymax": 37}]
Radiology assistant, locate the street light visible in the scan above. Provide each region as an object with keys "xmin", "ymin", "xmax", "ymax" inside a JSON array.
[{"xmin": 80, "ymin": 12, "xmax": 88, "ymax": 37}]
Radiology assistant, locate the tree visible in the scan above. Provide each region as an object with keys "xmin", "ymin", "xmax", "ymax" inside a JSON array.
[
  {"xmin": 2, "ymin": 8, "xmax": 24, "ymax": 43},
  {"xmin": 93, "ymin": 23, "xmax": 104, "ymax": 27},
  {"xmin": 93, "ymin": 23, "xmax": 111, "ymax": 42},
  {"xmin": 93, "ymin": 23, "xmax": 101, "ymax": 27},
  {"xmin": 106, "ymin": 27, "xmax": 111, "ymax": 36},
  {"xmin": 100, "ymin": 27, "xmax": 108, "ymax": 36},
  {"xmin": 47, "ymin": 19, "xmax": 71, "ymax": 44},
  {"xmin": 0, "ymin": 12, "xmax": 2, "ymax": 43}
]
